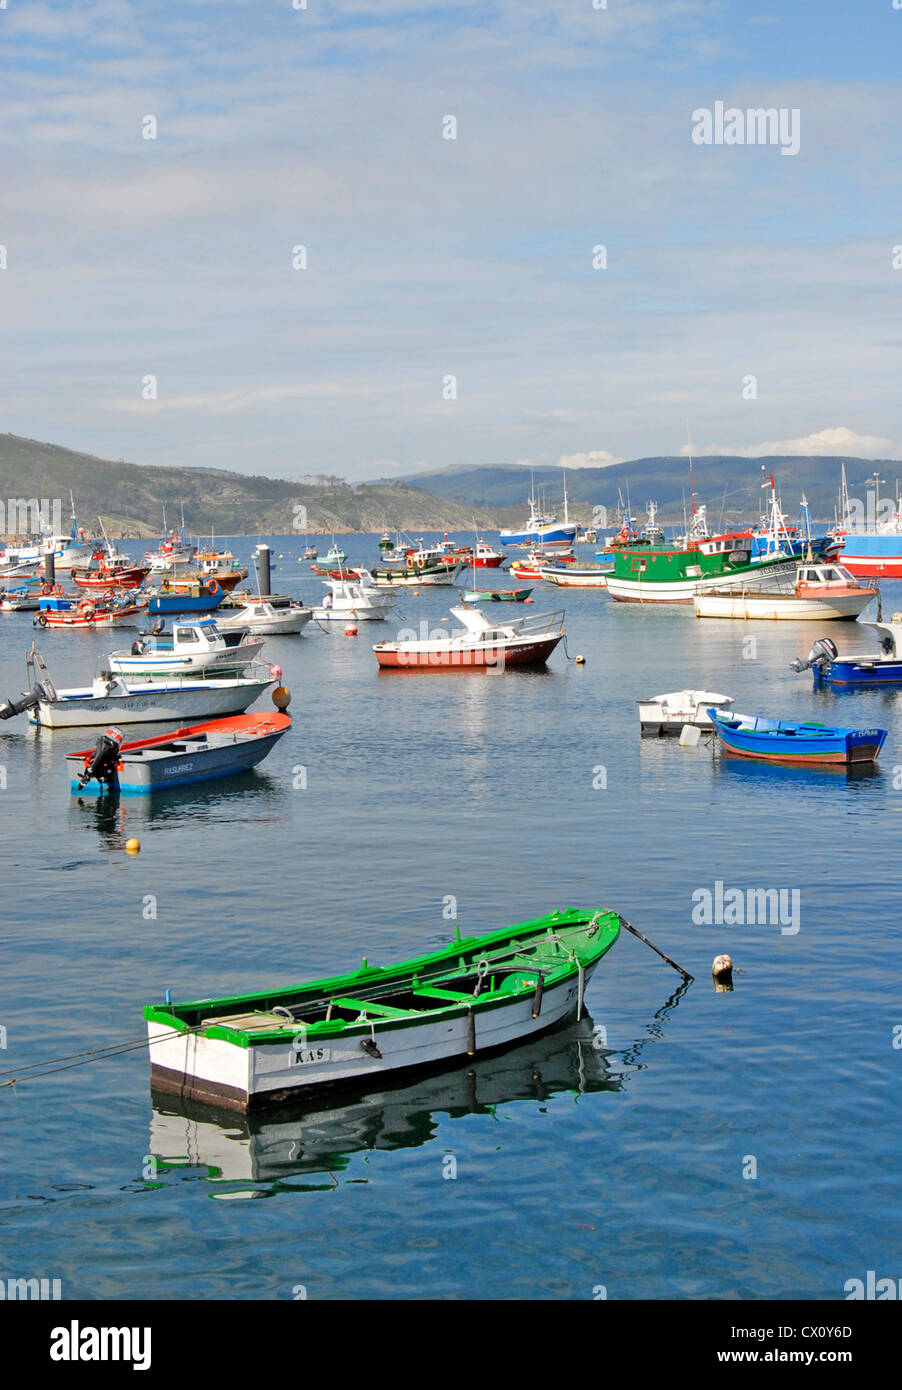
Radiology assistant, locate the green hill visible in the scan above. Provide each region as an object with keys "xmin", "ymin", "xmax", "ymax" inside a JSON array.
[
  {"xmin": 395, "ymin": 457, "xmax": 902, "ymax": 528},
  {"xmin": 0, "ymin": 434, "xmax": 497, "ymax": 537}
]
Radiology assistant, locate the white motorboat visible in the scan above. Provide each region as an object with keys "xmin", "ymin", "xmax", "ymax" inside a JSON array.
[
  {"xmin": 693, "ymin": 562, "xmax": 877, "ymax": 621},
  {"xmin": 0, "ymin": 649, "xmax": 280, "ymax": 728},
  {"xmin": 638, "ymin": 690, "xmax": 734, "ymax": 735},
  {"xmin": 107, "ymin": 618, "xmax": 263, "ymax": 678},
  {"xmin": 312, "ymin": 574, "xmax": 397, "ymax": 622},
  {"xmin": 216, "ymin": 597, "xmax": 312, "ymax": 636},
  {"xmin": 373, "ymin": 604, "xmax": 565, "ymax": 670}
]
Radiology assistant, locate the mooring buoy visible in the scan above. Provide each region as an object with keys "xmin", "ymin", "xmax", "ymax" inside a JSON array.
[{"xmin": 712, "ymin": 953, "xmax": 733, "ymax": 992}]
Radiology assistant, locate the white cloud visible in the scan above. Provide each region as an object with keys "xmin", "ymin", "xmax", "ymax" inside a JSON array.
[
  {"xmin": 683, "ymin": 428, "xmax": 899, "ymax": 460},
  {"xmin": 558, "ymin": 450, "xmax": 624, "ymax": 469}
]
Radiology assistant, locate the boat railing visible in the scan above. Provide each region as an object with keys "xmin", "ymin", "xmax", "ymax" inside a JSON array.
[{"xmin": 507, "ymin": 608, "xmax": 566, "ymax": 635}]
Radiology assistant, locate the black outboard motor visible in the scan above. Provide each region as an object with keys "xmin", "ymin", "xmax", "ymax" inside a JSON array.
[
  {"xmin": 790, "ymin": 637, "xmax": 838, "ymax": 674},
  {"xmin": 77, "ymin": 726, "xmax": 125, "ymax": 790},
  {"xmin": 0, "ymin": 684, "xmax": 45, "ymax": 720}
]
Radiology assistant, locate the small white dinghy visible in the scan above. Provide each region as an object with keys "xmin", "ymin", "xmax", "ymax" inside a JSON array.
[{"xmin": 638, "ymin": 690, "xmax": 733, "ymax": 736}]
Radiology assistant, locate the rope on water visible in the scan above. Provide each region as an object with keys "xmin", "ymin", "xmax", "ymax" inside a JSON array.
[{"xmin": 0, "ymin": 1028, "xmax": 204, "ymax": 1090}]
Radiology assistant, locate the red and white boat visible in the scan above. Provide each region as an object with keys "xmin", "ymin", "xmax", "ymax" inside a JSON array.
[
  {"xmin": 510, "ymin": 549, "xmax": 577, "ymax": 582},
  {"xmin": 373, "ymin": 604, "xmax": 565, "ymax": 670},
  {"xmin": 70, "ymin": 562, "xmax": 150, "ymax": 590},
  {"xmin": 455, "ymin": 540, "xmax": 506, "ymax": 569},
  {"xmin": 35, "ymin": 596, "xmax": 147, "ymax": 629}
]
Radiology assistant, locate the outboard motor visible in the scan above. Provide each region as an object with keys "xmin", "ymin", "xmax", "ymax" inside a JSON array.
[
  {"xmin": 0, "ymin": 684, "xmax": 45, "ymax": 720},
  {"xmin": 77, "ymin": 726, "xmax": 124, "ymax": 790},
  {"xmin": 790, "ymin": 637, "xmax": 838, "ymax": 674}
]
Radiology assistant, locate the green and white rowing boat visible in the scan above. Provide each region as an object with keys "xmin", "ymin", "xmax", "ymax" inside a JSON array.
[{"xmin": 145, "ymin": 907, "xmax": 621, "ymax": 1111}]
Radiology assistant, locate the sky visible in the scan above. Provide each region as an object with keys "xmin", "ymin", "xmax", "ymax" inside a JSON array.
[{"xmin": 1, "ymin": 0, "xmax": 900, "ymax": 481}]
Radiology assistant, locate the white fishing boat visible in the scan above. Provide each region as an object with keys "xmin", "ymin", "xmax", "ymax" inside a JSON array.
[
  {"xmin": 637, "ymin": 690, "xmax": 734, "ymax": 735},
  {"xmin": 0, "ymin": 496, "xmax": 94, "ymax": 571},
  {"xmin": 216, "ymin": 596, "xmax": 312, "ymax": 636},
  {"xmin": 311, "ymin": 573, "xmax": 397, "ymax": 621},
  {"xmin": 107, "ymin": 619, "xmax": 263, "ymax": 678},
  {"xmin": 693, "ymin": 562, "xmax": 877, "ymax": 621},
  {"xmin": 0, "ymin": 648, "xmax": 279, "ymax": 728},
  {"xmin": 539, "ymin": 562, "xmax": 612, "ymax": 589},
  {"xmin": 373, "ymin": 604, "xmax": 565, "ymax": 669},
  {"xmin": 143, "ymin": 908, "xmax": 621, "ymax": 1112}
]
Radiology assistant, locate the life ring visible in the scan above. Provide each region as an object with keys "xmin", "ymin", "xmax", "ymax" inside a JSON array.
[
  {"xmin": 103, "ymin": 590, "xmax": 115, "ymax": 604},
  {"xmin": 35, "ymin": 613, "xmax": 48, "ymax": 627},
  {"xmin": 205, "ymin": 578, "xmax": 220, "ymax": 595},
  {"xmin": 53, "ymin": 584, "xmax": 64, "ymax": 596},
  {"xmin": 406, "ymin": 555, "xmax": 416, "ymax": 569},
  {"xmin": 78, "ymin": 600, "xmax": 95, "ymax": 616},
  {"xmin": 41, "ymin": 583, "xmax": 53, "ymax": 596}
]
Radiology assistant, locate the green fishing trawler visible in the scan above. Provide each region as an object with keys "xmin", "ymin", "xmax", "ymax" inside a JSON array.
[{"xmin": 606, "ymin": 533, "xmax": 803, "ymax": 605}]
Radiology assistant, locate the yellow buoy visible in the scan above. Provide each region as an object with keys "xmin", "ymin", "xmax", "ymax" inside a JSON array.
[
  {"xmin": 575, "ymin": 655, "xmax": 586, "ymax": 665},
  {"xmin": 125, "ymin": 838, "xmax": 141, "ymax": 855}
]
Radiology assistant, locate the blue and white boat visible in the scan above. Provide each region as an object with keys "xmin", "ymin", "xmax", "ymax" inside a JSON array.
[
  {"xmin": 146, "ymin": 587, "xmax": 225, "ymax": 616},
  {"xmin": 792, "ymin": 621, "xmax": 902, "ymax": 687},
  {"xmin": 67, "ymin": 712, "xmax": 291, "ymax": 794},
  {"xmin": 708, "ymin": 707, "xmax": 886, "ymax": 765},
  {"xmin": 748, "ymin": 481, "xmax": 834, "ymax": 564},
  {"xmin": 500, "ymin": 474, "xmax": 577, "ymax": 548}
]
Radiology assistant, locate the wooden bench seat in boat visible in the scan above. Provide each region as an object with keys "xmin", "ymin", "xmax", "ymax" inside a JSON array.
[
  {"xmin": 202, "ymin": 1011, "xmax": 299, "ymax": 1033},
  {"xmin": 332, "ymin": 996, "xmax": 420, "ymax": 1018}
]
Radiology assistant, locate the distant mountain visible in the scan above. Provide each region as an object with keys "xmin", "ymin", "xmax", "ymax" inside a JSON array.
[
  {"xmin": 0, "ymin": 434, "xmax": 497, "ymax": 537},
  {"xmin": 3, "ymin": 433, "xmax": 899, "ymax": 539},
  {"xmin": 389, "ymin": 456, "xmax": 902, "ymax": 527}
]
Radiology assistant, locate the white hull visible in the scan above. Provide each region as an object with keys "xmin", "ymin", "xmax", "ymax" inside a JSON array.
[
  {"xmin": 312, "ymin": 602, "xmax": 394, "ymax": 621},
  {"xmin": 217, "ymin": 605, "xmax": 312, "ymax": 636},
  {"xmin": 638, "ymin": 690, "xmax": 733, "ymax": 734},
  {"xmin": 693, "ymin": 591, "xmax": 873, "ymax": 620},
  {"xmin": 31, "ymin": 677, "xmax": 274, "ymax": 728},
  {"xmin": 108, "ymin": 640, "xmax": 264, "ymax": 678},
  {"xmin": 148, "ymin": 968, "xmax": 594, "ymax": 1108},
  {"xmin": 607, "ymin": 560, "xmax": 796, "ymax": 605}
]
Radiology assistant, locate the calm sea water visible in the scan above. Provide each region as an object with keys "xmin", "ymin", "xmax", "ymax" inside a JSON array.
[{"xmin": 1, "ymin": 535, "xmax": 900, "ymax": 1300}]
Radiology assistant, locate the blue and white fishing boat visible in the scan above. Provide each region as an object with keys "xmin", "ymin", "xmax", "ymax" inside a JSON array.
[
  {"xmin": 748, "ymin": 478, "xmax": 835, "ymax": 564},
  {"xmin": 500, "ymin": 473, "xmax": 577, "ymax": 548},
  {"xmin": 708, "ymin": 707, "xmax": 886, "ymax": 765}
]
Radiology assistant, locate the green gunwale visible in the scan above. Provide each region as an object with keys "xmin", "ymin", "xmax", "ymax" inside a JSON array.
[{"xmin": 144, "ymin": 907, "xmax": 620, "ymax": 1048}]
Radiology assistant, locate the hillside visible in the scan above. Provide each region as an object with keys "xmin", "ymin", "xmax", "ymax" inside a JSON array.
[
  {"xmin": 395, "ymin": 457, "xmax": 902, "ymax": 528},
  {"xmin": 0, "ymin": 435, "xmax": 497, "ymax": 537}
]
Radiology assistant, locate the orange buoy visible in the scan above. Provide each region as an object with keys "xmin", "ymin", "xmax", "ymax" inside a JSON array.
[{"xmin": 345, "ymin": 625, "xmax": 358, "ymax": 636}]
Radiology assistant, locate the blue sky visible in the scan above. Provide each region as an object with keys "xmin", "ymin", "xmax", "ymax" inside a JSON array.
[{"xmin": 1, "ymin": 0, "xmax": 900, "ymax": 480}]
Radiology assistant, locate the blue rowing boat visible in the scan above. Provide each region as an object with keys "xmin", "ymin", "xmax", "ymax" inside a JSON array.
[{"xmin": 707, "ymin": 708, "xmax": 886, "ymax": 765}]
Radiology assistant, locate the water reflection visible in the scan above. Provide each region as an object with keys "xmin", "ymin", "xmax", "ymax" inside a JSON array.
[
  {"xmin": 145, "ymin": 984, "xmax": 692, "ymax": 1196},
  {"xmin": 146, "ymin": 1018, "xmax": 622, "ymax": 1191},
  {"xmin": 68, "ymin": 774, "xmax": 286, "ymax": 842}
]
